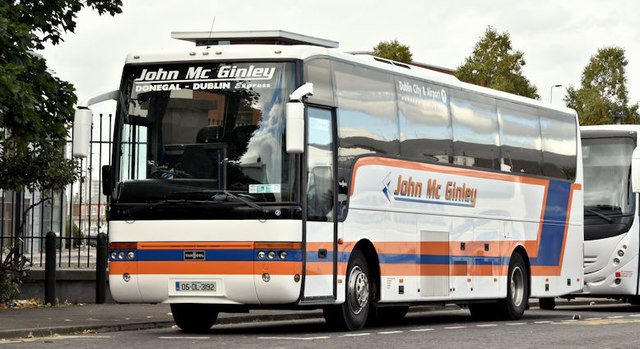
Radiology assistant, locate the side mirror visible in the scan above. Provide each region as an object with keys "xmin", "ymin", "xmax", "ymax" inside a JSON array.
[
  {"xmin": 632, "ymin": 147, "xmax": 640, "ymax": 193},
  {"xmin": 285, "ymin": 83, "xmax": 313, "ymax": 154},
  {"xmin": 72, "ymin": 108, "xmax": 93, "ymax": 158},
  {"xmin": 285, "ymin": 102, "xmax": 304, "ymax": 153}
]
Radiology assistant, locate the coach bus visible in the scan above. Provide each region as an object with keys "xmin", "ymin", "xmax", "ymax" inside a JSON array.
[
  {"xmin": 542, "ymin": 125, "xmax": 640, "ymax": 308},
  {"xmin": 72, "ymin": 31, "xmax": 583, "ymax": 331}
]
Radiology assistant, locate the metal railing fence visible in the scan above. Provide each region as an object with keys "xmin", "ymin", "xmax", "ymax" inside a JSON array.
[{"xmin": 0, "ymin": 113, "xmax": 113, "ymax": 269}]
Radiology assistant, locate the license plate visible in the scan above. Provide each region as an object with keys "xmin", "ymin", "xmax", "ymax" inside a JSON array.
[{"xmin": 172, "ymin": 280, "xmax": 217, "ymax": 293}]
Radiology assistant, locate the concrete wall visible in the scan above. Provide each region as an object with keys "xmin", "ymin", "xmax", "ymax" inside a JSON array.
[{"xmin": 19, "ymin": 269, "xmax": 114, "ymax": 304}]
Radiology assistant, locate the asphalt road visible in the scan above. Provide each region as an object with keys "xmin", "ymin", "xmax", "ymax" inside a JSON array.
[{"xmin": 3, "ymin": 303, "xmax": 640, "ymax": 348}]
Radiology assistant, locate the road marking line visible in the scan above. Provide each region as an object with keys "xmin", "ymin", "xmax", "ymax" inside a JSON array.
[
  {"xmin": 506, "ymin": 322, "xmax": 526, "ymax": 326},
  {"xmin": 159, "ymin": 336, "xmax": 210, "ymax": 340},
  {"xmin": 607, "ymin": 316, "xmax": 624, "ymax": 319},
  {"xmin": 445, "ymin": 326, "xmax": 466, "ymax": 330},
  {"xmin": 342, "ymin": 333, "xmax": 371, "ymax": 337},
  {"xmin": 585, "ymin": 317, "xmax": 602, "ymax": 320},
  {"xmin": 477, "ymin": 324, "xmax": 497, "ymax": 327},
  {"xmin": 258, "ymin": 336, "xmax": 330, "ymax": 341},
  {"xmin": 59, "ymin": 335, "xmax": 113, "ymax": 339},
  {"xmin": 378, "ymin": 331, "xmax": 403, "ymax": 335},
  {"xmin": 535, "ymin": 321, "xmax": 552, "ymax": 324},
  {"xmin": 410, "ymin": 328, "xmax": 434, "ymax": 332},
  {"xmin": 630, "ymin": 314, "xmax": 640, "ymax": 317}
]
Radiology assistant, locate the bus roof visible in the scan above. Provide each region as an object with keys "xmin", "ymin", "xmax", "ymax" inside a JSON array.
[
  {"xmin": 172, "ymin": 30, "xmax": 339, "ymax": 48},
  {"xmin": 124, "ymin": 33, "xmax": 576, "ymax": 117}
]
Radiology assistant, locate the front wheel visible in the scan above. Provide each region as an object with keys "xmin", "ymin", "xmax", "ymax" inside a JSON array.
[
  {"xmin": 170, "ymin": 303, "xmax": 219, "ymax": 333},
  {"xmin": 497, "ymin": 253, "xmax": 529, "ymax": 319},
  {"xmin": 323, "ymin": 249, "xmax": 371, "ymax": 331}
]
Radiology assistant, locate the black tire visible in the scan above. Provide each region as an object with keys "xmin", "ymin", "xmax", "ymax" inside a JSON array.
[
  {"xmin": 539, "ymin": 297, "xmax": 556, "ymax": 310},
  {"xmin": 170, "ymin": 303, "xmax": 219, "ymax": 333},
  {"xmin": 497, "ymin": 253, "xmax": 529, "ymax": 320},
  {"xmin": 323, "ymin": 249, "xmax": 371, "ymax": 331}
]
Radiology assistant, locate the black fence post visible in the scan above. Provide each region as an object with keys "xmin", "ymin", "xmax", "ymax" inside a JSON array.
[
  {"xmin": 96, "ymin": 232, "xmax": 108, "ymax": 304},
  {"xmin": 44, "ymin": 231, "xmax": 56, "ymax": 305}
]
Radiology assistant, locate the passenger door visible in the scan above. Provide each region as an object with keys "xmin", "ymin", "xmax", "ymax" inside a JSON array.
[{"xmin": 302, "ymin": 106, "xmax": 337, "ymax": 301}]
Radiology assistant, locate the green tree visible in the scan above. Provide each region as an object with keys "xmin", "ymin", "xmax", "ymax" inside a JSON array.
[
  {"xmin": 564, "ymin": 46, "xmax": 639, "ymax": 125},
  {"xmin": 373, "ymin": 39, "xmax": 413, "ymax": 63},
  {"xmin": 455, "ymin": 26, "xmax": 539, "ymax": 99},
  {"xmin": 0, "ymin": 0, "xmax": 122, "ymax": 302}
]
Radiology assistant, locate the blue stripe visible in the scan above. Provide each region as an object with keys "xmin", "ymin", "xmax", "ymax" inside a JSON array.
[
  {"xmin": 531, "ymin": 180, "xmax": 572, "ymax": 266},
  {"xmin": 125, "ymin": 249, "xmax": 302, "ymax": 262}
]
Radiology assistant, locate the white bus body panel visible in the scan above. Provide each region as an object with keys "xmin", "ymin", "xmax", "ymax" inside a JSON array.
[{"xmin": 109, "ymin": 220, "xmax": 302, "ymax": 304}]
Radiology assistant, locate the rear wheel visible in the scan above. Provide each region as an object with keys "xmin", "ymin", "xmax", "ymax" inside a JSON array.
[
  {"xmin": 497, "ymin": 253, "xmax": 529, "ymax": 319},
  {"xmin": 170, "ymin": 303, "xmax": 219, "ymax": 333},
  {"xmin": 324, "ymin": 249, "xmax": 371, "ymax": 331},
  {"xmin": 470, "ymin": 253, "xmax": 529, "ymax": 320}
]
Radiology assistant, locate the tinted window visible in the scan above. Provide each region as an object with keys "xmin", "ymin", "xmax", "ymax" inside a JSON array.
[
  {"xmin": 497, "ymin": 101, "xmax": 543, "ymax": 175},
  {"xmin": 334, "ymin": 61, "xmax": 399, "ymax": 163},
  {"xmin": 304, "ymin": 57, "xmax": 335, "ymax": 106},
  {"xmin": 396, "ymin": 77, "xmax": 452, "ymax": 163},
  {"xmin": 450, "ymin": 90, "xmax": 500, "ymax": 170},
  {"xmin": 540, "ymin": 110, "xmax": 577, "ymax": 180}
]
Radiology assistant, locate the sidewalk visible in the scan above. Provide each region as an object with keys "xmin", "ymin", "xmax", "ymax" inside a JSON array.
[{"xmin": 0, "ymin": 299, "xmax": 620, "ymax": 340}]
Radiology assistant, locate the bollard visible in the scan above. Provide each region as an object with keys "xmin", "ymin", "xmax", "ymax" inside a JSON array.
[
  {"xmin": 96, "ymin": 232, "xmax": 108, "ymax": 304},
  {"xmin": 44, "ymin": 231, "xmax": 56, "ymax": 305}
]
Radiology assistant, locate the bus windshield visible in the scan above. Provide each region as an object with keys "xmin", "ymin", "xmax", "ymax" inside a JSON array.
[
  {"xmin": 113, "ymin": 61, "xmax": 297, "ymax": 203},
  {"xmin": 582, "ymin": 137, "xmax": 634, "ymax": 216}
]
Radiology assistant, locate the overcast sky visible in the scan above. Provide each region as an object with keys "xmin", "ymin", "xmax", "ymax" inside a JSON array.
[{"xmin": 41, "ymin": 0, "xmax": 639, "ymax": 116}]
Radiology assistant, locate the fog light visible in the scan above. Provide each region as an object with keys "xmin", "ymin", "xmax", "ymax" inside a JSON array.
[
  {"xmin": 127, "ymin": 251, "xmax": 135, "ymax": 260},
  {"xmin": 118, "ymin": 251, "xmax": 125, "ymax": 260},
  {"xmin": 279, "ymin": 251, "xmax": 288, "ymax": 260},
  {"xmin": 257, "ymin": 251, "xmax": 266, "ymax": 260},
  {"xmin": 110, "ymin": 252, "xmax": 117, "ymax": 260},
  {"xmin": 267, "ymin": 251, "xmax": 276, "ymax": 260},
  {"xmin": 614, "ymin": 258, "xmax": 621, "ymax": 265},
  {"xmin": 123, "ymin": 273, "xmax": 131, "ymax": 282},
  {"xmin": 618, "ymin": 250, "xmax": 624, "ymax": 257},
  {"xmin": 615, "ymin": 278, "xmax": 621, "ymax": 285},
  {"xmin": 262, "ymin": 273, "xmax": 271, "ymax": 282}
]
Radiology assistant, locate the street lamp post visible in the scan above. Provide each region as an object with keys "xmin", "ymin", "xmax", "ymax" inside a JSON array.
[{"xmin": 550, "ymin": 84, "xmax": 562, "ymax": 104}]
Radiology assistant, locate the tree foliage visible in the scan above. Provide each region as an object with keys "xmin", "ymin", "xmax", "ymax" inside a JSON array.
[
  {"xmin": 455, "ymin": 26, "xmax": 539, "ymax": 99},
  {"xmin": 564, "ymin": 46, "xmax": 639, "ymax": 125},
  {"xmin": 0, "ymin": 0, "xmax": 122, "ymax": 302},
  {"xmin": 373, "ymin": 39, "xmax": 413, "ymax": 63}
]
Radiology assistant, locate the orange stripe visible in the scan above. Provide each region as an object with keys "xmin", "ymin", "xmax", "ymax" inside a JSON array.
[
  {"xmin": 306, "ymin": 261, "xmax": 333, "ymax": 275},
  {"xmin": 254, "ymin": 242, "xmax": 302, "ymax": 250},
  {"xmin": 136, "ymin": 242, "xmax": 254, "ymax": 250},
  {"xmin": 109, "ymin": 261, "xmax": 301, "ymax": 275}
]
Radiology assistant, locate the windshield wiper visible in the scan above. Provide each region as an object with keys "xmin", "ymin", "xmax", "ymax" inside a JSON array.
[
  {"xmin": 585, "ymin": 208, "xmax": 614, "ymax": 223},
  {"xmin": 122, "ymin": 199, "xmax": 217, "ymax": 215},
  {"xmin": 211, "ymin": 191, "xmax": 266, "ymax": 214}
]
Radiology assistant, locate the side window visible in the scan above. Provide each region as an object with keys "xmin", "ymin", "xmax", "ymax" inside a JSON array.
[
  {"xmin": 540, "ymin": 110, "xmax": 577, "ymax": 180},
  {"xmin": 304, "ymin": 57, "xmax": 335, "ymax": 106},
  {"xmin": 450, "ymin": 90, "xmax": 500, "ymax": 170},
  {"xmin": 497, "ymin": 102, "xmax": 543, "ymax": 175},
  {"xmin": 334, "ymin": 61, "xmax": 399, "ymax": 159},
  {"xmin": 307, "ymin": 107, "xmax": 334, "ymax": 221},
  {"xmin": 396, "ymin": 77, "xmax": 452, "ymax": 163}
]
